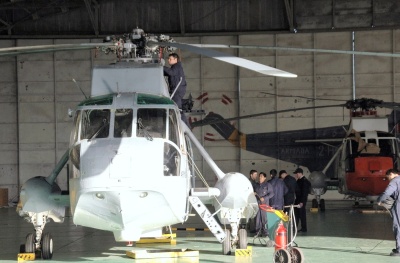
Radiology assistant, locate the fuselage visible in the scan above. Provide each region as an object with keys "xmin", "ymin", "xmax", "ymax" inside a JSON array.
[{"xmin": 69, "ymin": 92, "xmax": 191, "ymax": 241}]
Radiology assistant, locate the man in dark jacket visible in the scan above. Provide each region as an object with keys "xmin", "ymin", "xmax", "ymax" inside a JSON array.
[
  {"xmin": 294, "ymin": 168, "xmax": 311, "ymax": 232},
  {"xmin": 269, "ymin": 169, "xmax": 288, "ymax": 210},
  {"xmin": 249, "ymin": 169, "xmax": 258, "ymax": 192},
  {"xmin": 280, "ymin": 170, "xmax": 297, "ymax": 210},
  {"xmin": 255, "ymin": 172, "xmax": 274, "ymax": 237},
  {"xmin": 163, "ymin": 53, "xmax": 189, "ymax": 126},
  {"xmin": 163, "ymin": 53, "xmax": 187, "ymax": 108},
  {"xmin": 378, "ymin": 169, "xmax": 400, "ymax": 256}
]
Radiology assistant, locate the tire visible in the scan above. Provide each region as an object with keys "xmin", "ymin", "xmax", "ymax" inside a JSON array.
[
  {"xmin": 290, "ymin": 247, "xmax": 304, "ymax": 263},
  {"xmin": 266, "ymin": 239, "xmax": 275, "ymax": 247},
  {"xmin": 311, "ymin": 199, "xmax": 318, "ymax": 208},
  {"xmin": 41, "ymin": 233, "xmax": 53, "ymax": 260},
  {"xmin": 222, "ymin": 229, "xmax": 231, "ymax": 255},
  {"xmin": 319, "ymin": 199, "xmax": 326, "ymax": 212},
  {"xmin": 274, "ymin": 249, "xmax": 292, "ymax": 263},
  {"xmin": 19, "ymin": 244, "xmax": 25, "ymax": 253},
  {"xmin": 25, "ymin": 233, "xmax": 35, "ymax": 253},
  {"xmin": 238, "ymin": 229, "xmax": 247, "ymax": 249}
]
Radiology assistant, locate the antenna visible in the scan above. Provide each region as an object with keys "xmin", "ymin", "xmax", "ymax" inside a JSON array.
[{"xmin": 72, "ymin": 79, "xmax": 88, "ymax": 99}]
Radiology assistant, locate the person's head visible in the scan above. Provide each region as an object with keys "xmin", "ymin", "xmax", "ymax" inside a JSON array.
[
  {"xmin": 168, "ymin": 53, "xmax": 180, "ymax": 65},
  {"xmin": 386, "ymin": 168, "xmax": 399, "ymax": 181},
  {"xmin": 293, "ymin": 168, "xmax": 303, "ymax": 180},
  {"xmin": 279, "ymin": 170, "xmax": 288, "ymax": 179},
  {"xmin": 270, "ymin": 169, "xmax": 277, "ymax": 178},
  {"xmin": 259, "ymin": 172, "xmax": 267, "ymax": 183},
  {"xmin": 250, "ymin": 169, "xmax": 258, "ymax": 181}
]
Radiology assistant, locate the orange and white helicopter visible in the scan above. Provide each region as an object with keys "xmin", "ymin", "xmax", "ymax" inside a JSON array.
[{"xmin": 8, "ymin": 28, "xmax": 297, "ymax": 259}]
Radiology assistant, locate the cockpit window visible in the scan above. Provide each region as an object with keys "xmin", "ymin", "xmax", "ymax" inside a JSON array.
[
  {"xmin": 168, "ymin": 109, "xmax": 179, "ymax": 145},
  {"xmin": 114, "ymin": 109, "xmax": 133, "ymax": 138},
  {"xmin": 137, "ymin": 109, "xmax": 166, "ymax": 138},
  {"xmin": 81, "ymin": 109, "xmax": 110, "ymax": 140},
  {"xmin": 72, "ymin": 110, "xmax": 81, "ymax": 143}
]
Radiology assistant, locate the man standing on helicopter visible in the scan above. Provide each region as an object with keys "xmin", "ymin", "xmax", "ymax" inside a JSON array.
[
  {"xmin": 163, "ymin": 53, "xmax": 187, "ymax": 107},
  {"xmin": 163, "ymin": 53, "xmax": 189, "ymax": 126},
  {"xmin": 378, "ymin": 169, "xmax": 400, "ymax": 256}
]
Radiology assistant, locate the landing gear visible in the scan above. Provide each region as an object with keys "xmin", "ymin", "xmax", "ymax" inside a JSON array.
[
  {"xmin": 311, "ymin": 199, "xmax": 318, "ymax": 208},
  {"xmin": 319, "ymin": 199, "xmax": 325, "ymax": 212},
  {"xmin": 22, "ymin": 232, "xmax": 53, "ymax": 259},
  {"xmin": 238, "ymin": 228, "xmax": 247, "ymax": 249},
  {"xmin": 25, "ymin": 233, "xmax": 35, "ymax": 253},
  {"xmin": 312, "ymin": 197, "xmax": 325, "ymax": 212},
  {"xmin": 222, "ymin": 229, "xmax": 231, "ymax": 255},
  {"xmin": 41, "ymin": 233, "xmax": 53, "ymax": 260},
  {"xmin": 222, "ymin": 227, "xmax": 249, "ymax": 255},
  {"xmin": 19, "ymin": 212, "xmax": 55, "ymax": 259}
]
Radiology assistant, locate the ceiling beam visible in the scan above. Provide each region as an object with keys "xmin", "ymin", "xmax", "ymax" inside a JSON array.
[
  {"xmin": 84, "ymin": 0, "xmax": 99, "ymax": 36},
  {"xmin": 284, "ymin": 0, "xmax": 295, "ymax": 32},
  {"xmin": 178, "ymin": 0, "xmax": 185, "ymax": 35}
]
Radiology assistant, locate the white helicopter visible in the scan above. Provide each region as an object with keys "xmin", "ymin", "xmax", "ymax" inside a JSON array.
[{"xmin": 10, "ymin": 28, "xmax": 297, "ymax": 259}]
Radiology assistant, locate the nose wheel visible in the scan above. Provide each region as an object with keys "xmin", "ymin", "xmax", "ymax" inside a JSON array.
[{"xmin": 21, "ymin": 232, "xmax": 53, "ymax": 260}]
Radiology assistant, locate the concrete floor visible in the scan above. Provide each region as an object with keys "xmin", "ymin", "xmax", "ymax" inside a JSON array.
[{"xmin": 0, "ymin": 200, "xmax": 399, "ymax": 262}]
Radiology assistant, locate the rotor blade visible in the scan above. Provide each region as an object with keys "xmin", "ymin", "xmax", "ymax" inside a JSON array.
[
  {"xmin": 158, "ymin": 42, "xmax": 297, "ymax": 78},
  {"xmin": 191, "ymin": 104, "xmax": 345, "ymax": 127},
  {"xmin": 192, "ymin": 44, "xmax": 400, "ymax": 58},
  {"xmin": 0, "ymin": 43, "xmax": 111, "ymax": 57}
]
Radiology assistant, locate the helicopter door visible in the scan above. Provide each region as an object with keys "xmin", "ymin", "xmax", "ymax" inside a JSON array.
[{"xmin": 163, "ymin": 109, "xmax": 181, "ymax": 176}]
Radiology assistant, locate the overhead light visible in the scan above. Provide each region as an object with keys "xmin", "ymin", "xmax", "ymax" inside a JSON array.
[{"xmin": 139, "ymin": 192, "xmax": 148, "ymax": 198}]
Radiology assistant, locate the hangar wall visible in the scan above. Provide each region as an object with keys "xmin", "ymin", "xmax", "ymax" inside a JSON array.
[{"xmin": 0, "ymin": 29, "xmax": 399, "ymax": 202}]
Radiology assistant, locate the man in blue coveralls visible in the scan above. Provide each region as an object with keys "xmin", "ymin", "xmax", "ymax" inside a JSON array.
[{"xmin": 378, "ymin": 169, "xmax": 400, "ymax": 256}]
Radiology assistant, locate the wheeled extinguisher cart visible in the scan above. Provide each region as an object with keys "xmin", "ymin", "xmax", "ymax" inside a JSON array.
[{"xmin": 261, "ymin": 204, "xmax": 304, "ymax": 263}]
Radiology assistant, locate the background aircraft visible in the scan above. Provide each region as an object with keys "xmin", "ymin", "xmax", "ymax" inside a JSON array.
[{"xmin": 191, "ymin": 98, "xmax": 400, "ymax": 210}]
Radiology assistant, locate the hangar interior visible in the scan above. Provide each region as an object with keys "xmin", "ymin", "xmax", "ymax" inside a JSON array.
[
  {"xmin": 0, "ymin": 0, "xmax": 400, "ymax": 262},
  {"xmin": 1, "ymin": 0, "xmax": 400, "ymax": 199}
]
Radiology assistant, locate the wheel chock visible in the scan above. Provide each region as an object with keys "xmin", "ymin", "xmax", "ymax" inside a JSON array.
[
  {"xmin": 135, "ymin": 233, "xmax": 177, "ymax": 244},
  {"xmin": 17, "ymin": 253, "xmax": 35, "ymax": 261},
  {"xmin": 235, "ymin": 246, "xmax": 252, "ymax": 257},
  {"xmin": 310, "ymin": 208, "xmax": 319, "ymax": 213},
  {"xmin": 126, "ymin": 248, "xmax": 199, "ymax": 259}
]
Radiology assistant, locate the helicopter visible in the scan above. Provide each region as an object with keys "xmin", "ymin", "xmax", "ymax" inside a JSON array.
[
  {"xmin": 191, "ymin": 98, "xmax": 400, "ymax": 211},
  {"xmin": 11, "ymin": 28, "xmax": 298, "ymax": 259}
]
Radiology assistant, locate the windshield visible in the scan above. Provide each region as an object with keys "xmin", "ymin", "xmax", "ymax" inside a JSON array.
[{"xmin": 80, "ymin": 109, "xmax": 110, "ymax": 140}]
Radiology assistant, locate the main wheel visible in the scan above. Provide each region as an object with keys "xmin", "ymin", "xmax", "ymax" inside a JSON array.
[
  {"xmin": 238, "ymin": 229, "xmax": 247, "ymax": 249},
  {"xmin": 222, "ymin": 229, "xmax": 231, "ymax": 255},
  {"xmin": 319, "ymin": 199, "xmax": 326, "ymax": 212},
  {"xmin": 311, "ymin": 199, "xmax": 318, "ymax": 208},
  {"xmin": 290, "ymin": 247, "xmax": 304, "ymax": 263},
  {"xmin": 25, "ymin": 233, "xmax": 35, "ymax": 253},
  {"xmin": 19, "ymin": 244, "xmax": 26, "ymax": 253},
  {"xmin": 41, "ymin": 233, "xmax": 53, "ymax": 260},
  {"xmin": 274, "ymin": 249, "xmax": 292, "ymax": 263}
]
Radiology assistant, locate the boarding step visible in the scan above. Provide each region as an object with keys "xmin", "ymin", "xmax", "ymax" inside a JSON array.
[{"xmin": 188, "ymin": 196, "xmax": 225, "ymax": 243}]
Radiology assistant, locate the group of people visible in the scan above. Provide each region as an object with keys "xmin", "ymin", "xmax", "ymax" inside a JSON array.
[{"xmin": 249, "ymin": 168, "xmax": 311, "ymax": 237}]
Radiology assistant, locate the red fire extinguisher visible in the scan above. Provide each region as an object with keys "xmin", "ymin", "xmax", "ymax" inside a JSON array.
[{"xmin": 275, "ymin": 220, "xmax": 287, "ymax": 251}]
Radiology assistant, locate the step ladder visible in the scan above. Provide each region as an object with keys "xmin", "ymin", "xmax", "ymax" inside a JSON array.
[{"xmin": 188, "ymin": 196, "xmax": 226, "ymax": 243}]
